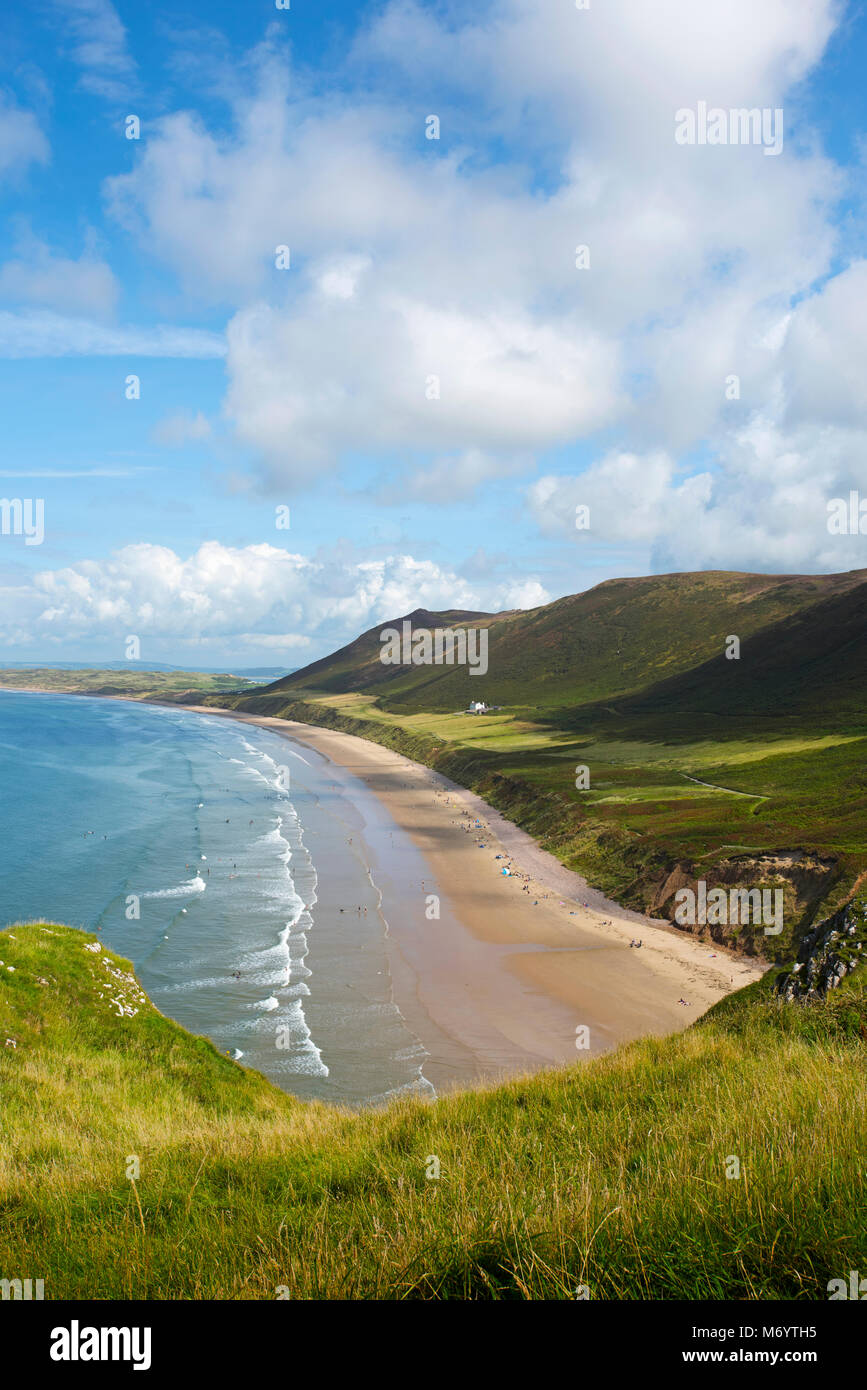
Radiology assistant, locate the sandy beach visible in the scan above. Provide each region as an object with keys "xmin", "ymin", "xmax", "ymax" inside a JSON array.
[{"xmin": 179, "ymin": 704, "xmax": 766, "ymax": 1091}]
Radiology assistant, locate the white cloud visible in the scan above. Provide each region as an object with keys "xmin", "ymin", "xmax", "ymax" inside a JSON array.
[
  {"xmin": 0, "ymin": 540, "xmax": 549, "ymax": 652},
  {"xmin": 0, "ymin": 95, "xmax": 49, "ymax": 178},
  {"xmin": 223, "ymin": 297, "xmax": 619, "ymax": 485},
  {"xmin": 397, "ymin": 448, "xmax": 532, "ymax": 504},
  {"xmin": 0, "ymin": 235, "xmax": 118, "ymax": 318},
  {"xmin": 526, "ymin": 244, "xmax": 867, "ymax": 574},
  {"xmin": 778, "ymin": 260, "xmax": 867, "ymax": 430},
  {"xmin": 153, "ymin": 411, "xmax": 212, "ymax": 446},
  {"xmin": 527, "ymin": 412, "xmax": 867, "ymax": 574},
  {"xmin": 235, "ymin": 632, "xmax": 312, "ymax": 650},
  {"xmin": 52, "ymin": 0, "xmax": 136, "ymax": 102},
  {"xmin": 498, "ymin": 578, "xmax": 550, "ymax": 611},
  {"xmin": 364, "ymin": 0, "xmax": 838, "ymax": 120},
  {"xmin": 0, "ymin": 311, "xmax": 225, "ymax": 358},
  {"xmin": 102, "ymin": 0, "xmax": 845, "ymax": 507},
  {"xmin": 315, "ymin": 255, "xmax": 372, "ymax": 301}
]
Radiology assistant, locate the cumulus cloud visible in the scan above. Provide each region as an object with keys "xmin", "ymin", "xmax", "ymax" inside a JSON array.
[
  {"xmin": 356, "ymin": 0, "xmax": 837, "ymax": 126},
  {"xmin": 99, "ymin": 0, "xmax": 847, "ymax": 513},
  {"xmin": 223, "ymin": 297, "xmax": 619, "ymax": 485},
  {"xmin": 0, "ymin": 540, "xmax": 550, "ymax": 654},
  {"xmin": 526, "ymin": 244, "xmax": 867, "ymax": 574},
  {"xmin": 74, "ymin": 0, "xmax": 867, "ymax": 602},
  {"xmin": 778, "ymin": 260, "xmax": 867, "ymax": 430},
  {"xmin": 527, "ymin": 413, "xmax": 867, "ymax": 575}
]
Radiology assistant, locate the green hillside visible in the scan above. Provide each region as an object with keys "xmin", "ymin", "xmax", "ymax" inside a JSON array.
[
  {"xmin": 269, "ymin": 569, "xmax": 867, "ymax": 714},
  {"xmin": 202, "ymin": 567, "xmax": 867, "ymax": 951},
  {"xmin": 571, "ymin": 576, "xmax": 867, "ymax": 729},
  {"xmin": 273, "ymin": 606, "xmax": 497, "ymax": 702},
  {"xmin": 1, "ymin": 921, "xmax": 864, "ymax": 1300}
]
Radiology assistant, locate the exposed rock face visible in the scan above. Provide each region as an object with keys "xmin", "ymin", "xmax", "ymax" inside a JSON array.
[
  {"xmin": 652, "ymin": 851, "xmax": 839, "ymax": 957},
  {"xmin": 777, "ymin": 897, "xmax": 867, "ymax": 1002}
]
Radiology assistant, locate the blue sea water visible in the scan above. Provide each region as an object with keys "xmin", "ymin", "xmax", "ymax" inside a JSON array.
[{"xmin": 0, "ymin": 691, "xmax": 435, "ymax": 1105}]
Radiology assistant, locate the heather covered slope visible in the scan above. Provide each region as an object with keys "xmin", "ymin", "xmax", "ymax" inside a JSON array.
[
  {"xmin": 201, "ymin": 568, "xmax": 867, "ymax": 946},
  {"xmin": 266, "ymin": 569, "xmax": 867, "ymax": 714},
  {"xmin": 267, "ymin": 606, "xmax": 499, "ymax": 701},
  {"xmin": 0, "ymin": 921, "xmax": 864, "ymax": 1300},
  {"xmin": 565, "ymin": 574, "xmax": 867, "ymax": 729}
]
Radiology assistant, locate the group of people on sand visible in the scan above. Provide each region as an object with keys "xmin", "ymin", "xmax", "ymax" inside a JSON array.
[{"xmin": 447, "ymin": 798, "xmax": 696, "ymax": 1012}]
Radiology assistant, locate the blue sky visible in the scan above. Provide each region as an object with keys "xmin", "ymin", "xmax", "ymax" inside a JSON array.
[{"xmin": 1, "ymin": 0, "xmax": 867, "ymax": 666}]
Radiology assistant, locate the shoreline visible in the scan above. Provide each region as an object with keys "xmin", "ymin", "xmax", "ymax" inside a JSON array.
[
  {"xmin": 179, "ymin": 703, "xmax": 766, "ymax": 1088},
  {"xmin": 0, "ymin": 686, "xmax": 767, "ymax": 1093}
]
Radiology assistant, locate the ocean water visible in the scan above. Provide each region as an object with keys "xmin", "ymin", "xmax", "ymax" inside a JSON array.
[{"xmin": 0, "ymin": 691, "xmax": 435, "ymax": 1106}]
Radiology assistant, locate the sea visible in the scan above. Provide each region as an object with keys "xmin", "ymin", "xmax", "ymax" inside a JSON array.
[{"xmin": 0, "ymin": 691, "xmax": 436, "ymax": 1106}]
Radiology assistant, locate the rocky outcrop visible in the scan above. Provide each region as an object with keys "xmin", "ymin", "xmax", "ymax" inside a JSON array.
[
  {"xmin": 652, "ymin": 851, "xmax": 839, "ymax": 957},
  {"xmin": 777, "ymin": 896, "xmax": 867, "ymax": 1001}
]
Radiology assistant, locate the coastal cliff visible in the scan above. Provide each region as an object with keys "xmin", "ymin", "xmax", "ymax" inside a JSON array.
[{"xmin": 778, "ymin": 895, "xmax": 867, "ymax": 1002}]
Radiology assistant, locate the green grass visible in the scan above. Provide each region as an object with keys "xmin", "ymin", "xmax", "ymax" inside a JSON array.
[
  {"xmin": 205, "ymin": 689, "xmax": 864, "ymax": 953},
  {"xmin": 0, "ymin": 668, "xmax": 255, "ymax": 699},
  {"xmin": 263, "ymin": 569, "xmax": 867, "ymax": 714},
  {"xmin": 217, "ymin": 568, "xmax": 867, "ymax": 946},
  {"xmin": 1, "ymin": 922, "xmax": 865, "ymax": 1300}
]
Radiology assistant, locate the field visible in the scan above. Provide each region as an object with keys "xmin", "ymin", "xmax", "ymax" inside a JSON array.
[
  {"xmin": 1, "ymin": 921, "xmax": 864, "ymax": 1299},
  {"xmin": 210, "ymin": 687, "xmax": 866, "ymax": 954},
  {"xmin": 0, "ymin": 668, "xmax": 255, "ymax": 699}
]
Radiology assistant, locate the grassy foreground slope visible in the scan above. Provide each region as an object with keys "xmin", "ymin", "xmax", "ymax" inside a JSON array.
[{"xmin": 1, "ymin": 921, "xmax": 865, "ymax": 1300}]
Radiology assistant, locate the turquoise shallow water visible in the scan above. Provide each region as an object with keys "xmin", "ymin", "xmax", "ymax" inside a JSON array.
[{"xmin": 0, "ymin": 691, "xmax": 435, "ymax": 1105}]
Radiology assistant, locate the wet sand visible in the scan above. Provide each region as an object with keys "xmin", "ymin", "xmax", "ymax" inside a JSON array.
[{"xmin": 179, "ymin": 705, "xmax": 766, "ymax": 1091}]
